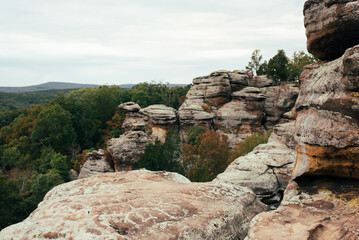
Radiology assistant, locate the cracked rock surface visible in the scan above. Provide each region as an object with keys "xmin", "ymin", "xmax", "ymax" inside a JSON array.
[
  {"xmin": 214, "ymin": 121, "xmax": 296, "ymax": 207},
  {"xmin": 0, "ymin": 170, "xmax": 266, "ymax": 240}
]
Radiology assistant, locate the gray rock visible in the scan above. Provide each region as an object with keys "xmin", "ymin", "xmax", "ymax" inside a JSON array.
[
  {"xmin": 140, "ymin": 104, "xmax": 178, "ymax": 125},
  {"xmin": 119, "ymin": 102, "xmax": 141, "ymax": 112},
  {"xmin": 0, "ymin": 170, "xmax": 267, "ymax": 240},
  {"xmin": 78, "ymin": 149, "xmax": 114, "ymax": 179}
]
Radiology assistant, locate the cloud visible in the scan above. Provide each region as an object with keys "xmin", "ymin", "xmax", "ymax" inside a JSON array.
[{"xmin": 0, "ymin": 0, "xmax": 307, "ymax": 86}]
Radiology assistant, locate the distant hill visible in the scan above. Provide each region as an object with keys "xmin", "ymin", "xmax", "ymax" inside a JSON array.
[
  {"xmin": 0, "ymin": 82, "xmax": 100, "ymax": 93},
  {"xmin": 0, "ymin": 82, "xmax": 188, "ymax": 93}
]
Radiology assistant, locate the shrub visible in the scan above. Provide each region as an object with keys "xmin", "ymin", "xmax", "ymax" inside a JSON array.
[{"xmin": 231, "ymin": 131, "xmax": 272, "ymax": 161}]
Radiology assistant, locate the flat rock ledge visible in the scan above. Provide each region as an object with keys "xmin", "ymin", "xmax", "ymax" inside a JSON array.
[{"xmin": 0, "ymin": 170, "xmax": 266, "ymax": 240}]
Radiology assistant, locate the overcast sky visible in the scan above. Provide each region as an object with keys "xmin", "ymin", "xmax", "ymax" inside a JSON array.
[{"xmin": 0, "ymin": 0, "xmax": 307, "ymax": 87}]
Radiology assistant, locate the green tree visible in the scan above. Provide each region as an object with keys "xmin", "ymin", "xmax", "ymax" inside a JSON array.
[
  {"xmin": 31, "ymin": 104, "xmax": 76, "ymax": 154},
  {"xmin": 38, "ymin": 148, "xmax": 69, "ymax": 181},
  {"xmin": 288, "ymin": 51, "xmax": 318, "ymax": 82},
  {"xmin": 246, "ymin": 49, "xmax": 264, "ymax": 76},
  {"xmin": 0, "ymin": 147, "xmax": 24, "ymax": 171},
  {"xmin": 30, "ymin": 170, "xmax": 64, "ymax": 203},
  {"xmin": 136, "ymin": 129, "xmax": 183, "ymax": 173},
  {"xmin": 267, "ymin": 50, "xmax": 290, "ymax": 84}
]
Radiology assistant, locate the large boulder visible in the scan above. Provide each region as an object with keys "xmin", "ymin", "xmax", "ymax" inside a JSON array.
[
  {"xmin": 78, "ymin": 149, "xmax": 114, "ymax": 179},
  {"xmin": 304, "ymin": 0, "xmax": 359, "ymax": 60},
  {"xmin": 107, "ymin": 131, "xmax": 153, "ymax": 171},
  {"xmin": 0, "ymin": 170, "xmax": 267, "ymax": 240},
  {"xmin": 293, "ymin": 45, "xmax": 359, "ymax": 179},
  {"xmin": 214, "ymin": 121, "xmax": 296, "ymax": 208}
]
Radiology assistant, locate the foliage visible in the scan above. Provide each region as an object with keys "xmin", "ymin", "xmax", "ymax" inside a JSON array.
[
  {"xmin": 31, "ymin": 104, "xmax": 76, "ymax": 154},
  {"xmin": 37, "ymin": 148, "xmax": 69, "ymax": 181},
  {"xmin": 246, "ymin": 49, "xmax": 264, "ymax": 76},
  {"xmin": 288, "ymin": 51, "xmax": 319, "ymax": 82},
  {"xmin": 231, "ymin": 131, "xmax": 272, "ymax": 161},
  {"xmin": 30, "ymin": 170, "xmax": 64, "ymax": 203},
  {"xmin": 0, "ymin": 147, "xmax": 24, "ymax": 171},
  {"xmin": 186, "ymin": 125, "xmax": 205, "ymax": 145},
  {"xmin": 182, "ymin": 130, "xmax": 230, "ymax": 182},
  {"xmin": 267, "ymin": 50, "xmax": 290, "ymax": 84},
  {"xmin": 135, "ymin": 128, "xmax": 183, "ymax": 173}
]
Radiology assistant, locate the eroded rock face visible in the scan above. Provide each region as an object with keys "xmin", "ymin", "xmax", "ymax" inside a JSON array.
[
  {"xmin": 214, "ymin": 121, "xmax": 296, "ymax": 208},
  {"xmin": 304, "ymin": 0, "xmax": 359, "ymax": 60},
  {"xmin": 0, "ymin": 170, "xmax": 267, "ymax": 240},
  {"xmin": 107, "ymin": 131, "xmax": 153, "ymax": 171},
  {"xmin": 263, "ymin": 84, "xmax": 299, "ymax": 128},
  {"xmin": 293, "ymin": 45, "xmax": 359, "ymax": 179},
  {"xmin": 78, "ymin": 149, "xmax": 114, "ymax": 179},
  {"xmin": 245, "ymin": 178, "xmax": 359, "ymax": 240}
]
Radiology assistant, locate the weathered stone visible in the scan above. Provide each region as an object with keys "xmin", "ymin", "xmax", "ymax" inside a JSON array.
[
  {"xmin": 304, "ymin": 0, "xmax": 359, "ymax": 60},
  {"xmin": 0, "ymin": 170, "xmax": 267, "ymax": 240},
  {"xmin": 107, "ymin": 131, "xmax": 153, "ymax": 171},
  {"xmin": 78, "ymin": 149, "xmax": 114, "ymax": 179},
  {"xmin": 250, "ymin": 75, "xmax": 274, "ymax": 88},
  {"xmin": 245, "ymin": 178, "xmax": 359, "ymax": 240},
  {"xmin": 121, "ymin": 112, "xmax": 147, "ymax": 133},
  {"xmin": 293, "ymin": 45, "xmax": 359, "ymax": 179},
  {"xmin": 119, "ymin": 102, "xmax": 141, "ymax": 112},
  {"xmin": 217, "ymin": 87, "xmax": 266, "ymax": 147},
  {"xmin": 263, "ymin": 84, "xmax": 299, "ymax": 127},
  {"xmin": 140, "ymin": 104, "xmax": 178, "ymax": 126},
  {"xmin": 214, "ymin": 124, "xmax": 296, "ymax": 207},
  {"xmin": 69, "ymin": 169, "xmax": 78, "ymax": 181},
  {"xmin": 228, "ymin": 71, "xmax": 250, "ymax": 92}
]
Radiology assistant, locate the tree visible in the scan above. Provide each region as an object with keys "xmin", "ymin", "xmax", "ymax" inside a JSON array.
[
  {"xmin": 182, "ymin": 130, "xmax": 230, "ymax": 182},
  {"xmin": 31, "ymin": 104, "xmax": 76, "ymax": 154},
  {"xmin": 135, "ymin": 128, "xmax": 183, "ymax": 173},
  {"xmin": 30, "ymin": 170, "xmax": 64, "ymax": 203},
  {"xmin": 267, "ymin": 50, "xmax": 290, "ymax": 84},
  {"xmin": 37, "ymin": 148, "xmax": 69, "ymax": 181},
  {"xmin": 288, "ymin": 51, "xmax": 318, "ymax": 82},
  {"xmin": 246, "ymin": 49, "xmax": 264, "ymax": 76}
]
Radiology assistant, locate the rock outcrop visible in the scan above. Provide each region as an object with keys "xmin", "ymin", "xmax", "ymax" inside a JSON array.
[
  {"xmin": 214, "ymin": 121, "xmax": 296, "ymax": 208},
  {"xmin": 293, "ymin": 45, "xmax": 359, "ymax": 179},
  {"xmin": 107, "ymin": 131, "xmax": 153, "ymax": 171},
  {"xmin": 106, "ymin": 103, "xmax": 178, "ymax": 171},
  {"xmin": 0, "ymin": 170, "xmax": 267, "ymax": 240},
  {"xmin": 179, "ymin": 71, "xmax": 299, "ymax": 147},
  {"xmin": 304, "ymin": 0, "xmax": 359, "ymax": 60},
  {"xmin": 245, "ymin": 1, "xmax": 359, "ymax": 238},
  {"xmin": 78, "ymin": 149, "xmax": 114, "ymax": 179}
]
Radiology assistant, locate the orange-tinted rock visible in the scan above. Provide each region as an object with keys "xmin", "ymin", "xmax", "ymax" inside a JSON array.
[
  {"xmin": 294, "ymin": 45, "xmax": 359, "ymax": 179},
  {"xmin": 0, "ymin": 170, "xmax": 266, "ymax": 240},
  {"xmin": 304, "ymin": 0, "xmax": 359, "ymax": 60},
  {"xmin": 245, "ymin": 179, "xmax": 359, "ymax": 240}
]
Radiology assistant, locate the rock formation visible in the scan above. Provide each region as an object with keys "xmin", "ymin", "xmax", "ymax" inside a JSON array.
[
  {"xmin": 245, "ymin": 1, "xmax": 359, "ymax": 238},
  {"xmin": 179, "ymin": 70, "xmax": 299, "ymax": 146},
  {"xmin": 78, "ymin": 149, "xmax": 114, "ymax": 179},
  {"xmin": 0, "ymin": 170, "xmax": 267, "ymax": 240},
  {"xmin": 106, "ymin": 103, "xmax": 178, "ymax": 171},
  {"xmin": 304, "ymin": 0, "xmax": 359, "ymax": 60},
  {"xmin": 214, "ymin": 121, "xmax": 296, "ymax": 208}
]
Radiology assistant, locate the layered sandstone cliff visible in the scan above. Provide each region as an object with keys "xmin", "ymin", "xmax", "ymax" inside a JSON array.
[{"xmin": 246, "ymin": 1, "xmax": 359, "ymax": 238}]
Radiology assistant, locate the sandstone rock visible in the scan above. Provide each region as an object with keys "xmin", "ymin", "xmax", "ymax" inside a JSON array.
[
  {"xmin": 119, "ymin": 102, "xmax": 141, "ymax": 112},
  {"xmin": 107, "ymin": 131, "xmax": 153, "ymax": 171},
  {"xmin": 0, "ymin": 170, "xmax": 267, "ymax": 240},
  {"xmin": 304, "ymin": 0, "xmax": 359, "ymax": 60},
  {"xmin": 293, "ymin": 45, "xmax": 359, "ymax": 179},
  {"xmin": 78, "ymin": 149, "xmax": 114, "ymax": 179},
  {"xmin": 178, "ymin": 98, "xmax": 215, "ymax": 126},
  {"xmin": 228, "ymin": 71, "xmax": 250, "ymax": 92},
  {"xmin": 121, "ymin": 112, "xmax": 147, "ymax": 133},
  {"xmin": 69, "ymin": 169, "xmax": 78, "ymax": 181},
  {"xmin": 250, "ymin": 75, "xmax": 274, "ymax": 88},
  {"xmin": 263, "ymin": 84, "xmax": 299, "ymax": 127},
  {"xmin": 217, "ymin": 87, "xmax": 266, "ymax": 147},
  {"xmin": 245, "ymin": 178, "xmax": 359, "ymax": 240},
  {"xmin": 214, "ymin": 125, "xmax": 296, "ymax": 208},
  {"xmin": 140, "ymin": 105, "xmax": 178, "ymax": 126}
]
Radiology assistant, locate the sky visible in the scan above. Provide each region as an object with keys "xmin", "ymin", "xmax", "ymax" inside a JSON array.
[{"xmin": 0, "ymin": 0, "xmax": 307, "ymax": 87}]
